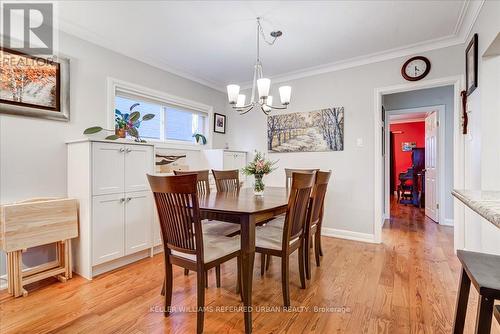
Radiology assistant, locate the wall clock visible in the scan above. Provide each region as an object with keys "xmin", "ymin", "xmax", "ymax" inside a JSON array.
[{"xmin": 401, "ymin": 56, "xmax": 431, "ymax": 81}]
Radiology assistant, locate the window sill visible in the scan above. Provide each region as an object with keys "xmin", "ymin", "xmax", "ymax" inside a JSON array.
[{"xmin": 150, "ymin": 139, "xmax": 209, "ymax": 151}]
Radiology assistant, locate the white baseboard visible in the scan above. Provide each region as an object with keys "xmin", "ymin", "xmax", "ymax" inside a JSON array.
[
  {"xmin": 92, "ymin": 249, "xmax": 152, "ymax": 278},
  {"xmin": 0, "ymin": 274, "xmax": 7, "ymax": 290},
  {"xmin": 321, "ymin": 227, "xmax": 378, "ymax": 244},
  {"xmin": 441, "ymin": 218, "xmax": 454, "ymax": 226}
]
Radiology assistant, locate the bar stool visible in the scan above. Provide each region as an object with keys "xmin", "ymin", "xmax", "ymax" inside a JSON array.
[
  {"xmin": 452, "ymin": 250, "xmax": 500, "ymax": 334},
  {"xmin": 494, "ymin": 305, "xmax": 500, "ymax": 326}
]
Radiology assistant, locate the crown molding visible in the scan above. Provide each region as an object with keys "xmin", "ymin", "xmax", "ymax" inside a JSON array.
[
  {"xmin": 239, "ymin": 34, "xmax": 464, "ymax": 89},
  {"xmin": 57, "ymin": 18, "xmax": 226, "ymax": 92},
  {"xmin": 56, "ymin": 0, "xmax": 484, "ymax": 93},
  {"xmin": 240, "ymin": 0, "xmax": 485, "ymax": 88}
]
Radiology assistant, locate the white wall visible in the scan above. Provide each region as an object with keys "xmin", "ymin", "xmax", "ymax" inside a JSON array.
[
  {"xmin": 383, "ymin": 86, "xmax": 455, "ymax": 224},
  {"xmin": 0, "ymin": 32, "xmax": 229, "ymax": 277},
  {"xmin": 226, "ymin": 45, "xmax": 463, "ymax": 241},
  {"xmin": 457, "ymin": 0, "xmax": 500, "ymax": 255}
]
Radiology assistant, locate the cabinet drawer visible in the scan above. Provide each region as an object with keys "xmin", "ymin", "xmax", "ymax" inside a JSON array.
[
  {"xmin": 92, "ymin": 143, "xmax": 125, "ymax": 195},
  {"xmin": 92, "ymin": 193, "xmax": 125, "ymax": 265}
]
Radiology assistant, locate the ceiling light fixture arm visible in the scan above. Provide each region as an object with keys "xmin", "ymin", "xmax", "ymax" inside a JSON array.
[{"xmin": 227, "ymin": 17, "xmax": 290, "ymax": 115}]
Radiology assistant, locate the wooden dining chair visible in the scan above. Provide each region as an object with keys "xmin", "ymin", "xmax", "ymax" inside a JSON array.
[
  {"xmin": 147, "ymin": 174, "xmax": 242, "ymax": 334},
  {"xmin": 173, "ymin": 170, "xmax": 240, "ymax": 280},
  {"xmin": 285, "ymin": 168, "xmax": 319, "ymax": 190},
  {"xmin": 255, "ymin": 172, "xmax": 315, "ymax": 307},
  {"xmin": 303, "ymin": 171, "xmax": 331, "ymax": 279},
  {"xmin": 212, "ymin": 169, "xmax": 240, "ymax": 192},
  {"xmin": 174, "ymin": 169, "xmax": 211, "ymax": 194}
]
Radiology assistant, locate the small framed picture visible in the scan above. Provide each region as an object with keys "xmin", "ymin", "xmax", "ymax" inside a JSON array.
[
  {"xmin": 402, "ymin": 142, "xmax": 416, "ymax": 152},
  {"xmin": 465, "ymin": 33, "xmax": 478, "ymax": 96},
  {"xmin": 214, "ymin": 113, "xmax": 226, "ymax": 134}
]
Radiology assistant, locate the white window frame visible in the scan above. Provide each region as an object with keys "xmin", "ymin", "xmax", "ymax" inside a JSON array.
[{"xmin": 107, "ymin": 77, "xmax": 213, "ymax": 150}]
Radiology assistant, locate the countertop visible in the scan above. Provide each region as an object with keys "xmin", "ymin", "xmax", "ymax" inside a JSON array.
[{"xmin": 452, "ymin": 190, "xmax": 500, "ymax": 229}]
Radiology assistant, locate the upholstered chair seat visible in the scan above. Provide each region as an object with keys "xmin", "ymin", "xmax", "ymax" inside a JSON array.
[
  {"xmin": 172, "ymin": 234, "xmax": 241, "ymax": 263},
  {"xmin": 255, "ymin": 226, "xmax": 300, "ymax": 250},
  {"xmin": 202, "ymin": 220, "xmax": 240, "ymax": 236}
]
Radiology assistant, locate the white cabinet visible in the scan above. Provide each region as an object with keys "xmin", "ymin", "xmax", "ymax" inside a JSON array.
[
  {"xmin": 202, "ymin": 149, "xmax": 248, "ymax": 187},
  {"xmin": 125, "ymin": 191, "xmax": 153, "ymax": 255},
  {"xmin": 224, "ymin": 152, "xmax": 247, "ymax": 172},
  {"xmin": 92, "ymin": 193, "xmax": 125, "ymax": 265},
  {"xmin": 125, "ymin": 145, "xmax": 152, "ymax": 193},
  {"xmin": 67, "ymin": 139, "xmax": 155, "ymax": 279},
  {"xmin": 92, "ymin": 143, "xmax": 125, "ymax": 195}
]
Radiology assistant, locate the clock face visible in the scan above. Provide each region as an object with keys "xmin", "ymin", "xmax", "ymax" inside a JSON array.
[{"xmin": 402, "ymin": 56, "xmax": 431, "ymax": 81}]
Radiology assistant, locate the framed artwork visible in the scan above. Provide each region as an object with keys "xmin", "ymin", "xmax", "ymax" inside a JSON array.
[
  {"xmin": 267, "ymin": 107, "xmax": 344, "ymax": 152},
  {"xmin": 0, "ymin": 47, "xmax": 70, "ymax": 121},
  {"xmin": 402, "ymin": 142, "xmax": 417, "ymax": 152},
  {"xmin": 465, "ymin": 33, "xmax": 478, "ymax": 96},
  {"xmin": 155, "ymin": 151, "xmax": 188, "ymax": 173},
  {"xmin": 214, "ymin": 113, "xmax": 226, "ymax": 134}
]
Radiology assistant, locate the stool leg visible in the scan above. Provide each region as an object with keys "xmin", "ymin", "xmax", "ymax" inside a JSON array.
[
  {"xmin": 453, "ymin": 268, "xmax": 471, "ymax": 334},
  {"xmin": 474, "ymin": 295, "xmax": 494, "ymax": 334}
]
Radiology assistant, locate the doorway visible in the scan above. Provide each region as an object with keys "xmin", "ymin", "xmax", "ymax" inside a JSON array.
[
  {"xmin": 385, "ymin": 105, "xmax": 444, "ymax": 223},
  {"xmin": 373, "ymin": 76, "xmax": 464, "ymax": 245}
]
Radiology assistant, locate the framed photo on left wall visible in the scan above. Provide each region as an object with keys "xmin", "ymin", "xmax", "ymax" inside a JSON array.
[
  {"xmin": 214, "ymin": 113, "xmax": 226, "ymax": 134},
  {"xmin": 465, "ymin": 33, "xmax": 478, "ymax": 96},
  {"xmin": 0, "ymin": 47, "xmax": 70, "ymax": 121}
]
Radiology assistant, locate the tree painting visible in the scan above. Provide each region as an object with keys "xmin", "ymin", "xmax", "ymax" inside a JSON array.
[
  {"xmin": 267, "ymin": 107, "xmax": 344, "ymax": 152},
  {"xmin": 0, "ymin": 49, "xmax": 59, "ymax": 110}
]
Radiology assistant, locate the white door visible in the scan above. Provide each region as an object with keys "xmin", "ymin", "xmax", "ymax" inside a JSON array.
[
  {"xmin": 425, "ymin": 112, "xmax": 438, "ymax": 222},
  {"xmin": 124, "ymin": 191, "xmax": 153, "ymax": 255},
  {"xmin": 92, "ymin": 193, "xmax": 125, "ymax": 265},
  {"xmin": 124, "ymin": 145, "xmax": 153, "ymax": 193},
  {"xmin": 92, "ymin": 143, "xmax": 125, "ymax": 195}
]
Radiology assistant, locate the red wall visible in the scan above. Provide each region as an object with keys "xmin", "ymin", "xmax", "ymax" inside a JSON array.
[{"xmin": 390, "ymin": 121, "xmax": 425, "ymax": 188}]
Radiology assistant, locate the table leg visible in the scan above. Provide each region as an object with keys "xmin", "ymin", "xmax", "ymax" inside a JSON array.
[
  {"xmin": 7, "ymin": 252, "xmax": 12, "ymax": 294},
  {"xmin": 240, "ymin": 214, "xmax": 256, "ymax": 334}
]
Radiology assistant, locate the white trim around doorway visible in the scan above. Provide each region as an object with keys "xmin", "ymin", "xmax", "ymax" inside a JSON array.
[{"xmin": 373, "ymin": 75, "xmax": 465, "ymax": 247}]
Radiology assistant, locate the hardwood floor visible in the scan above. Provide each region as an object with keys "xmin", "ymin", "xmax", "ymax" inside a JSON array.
[{"xmin": 1, "ymin": 200, "xmax": 499, "ymax": 333}]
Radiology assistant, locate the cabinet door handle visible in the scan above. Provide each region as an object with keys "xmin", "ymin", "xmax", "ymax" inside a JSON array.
[
  {"xmin": 126, "ymin": 197, "xmax": 132, "ymax": 202},
  {"xmin": 119, "ymin": 147, "xmax": 125, "ymax": 153},
  {"xmin": 120, "ymin": 198, "xmax": 125, "ymax": 203},
  {"xmin": 125, "ymin": 148, "xmax": 131, "ymax": 153}
]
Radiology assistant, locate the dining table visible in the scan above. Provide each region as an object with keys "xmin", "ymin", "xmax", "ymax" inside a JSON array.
[{"xmin": 198, "ymin": 186, "xmax": 290, "ymax": 334}]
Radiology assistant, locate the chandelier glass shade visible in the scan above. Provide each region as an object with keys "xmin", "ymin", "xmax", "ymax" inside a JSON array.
[{"xmin": 226, "ymin": 18, "xmax": 291, "ymax": 115}]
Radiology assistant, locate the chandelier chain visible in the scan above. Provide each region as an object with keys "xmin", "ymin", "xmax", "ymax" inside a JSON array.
[{"xmin": 257, "ymin": 18, "xmax": 279, "ymax": 46}]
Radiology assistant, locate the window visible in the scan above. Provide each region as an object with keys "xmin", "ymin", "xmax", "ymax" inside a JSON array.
[{"xmin": 112, "ymin": 84, "xmax": 209, "ymax": 144}]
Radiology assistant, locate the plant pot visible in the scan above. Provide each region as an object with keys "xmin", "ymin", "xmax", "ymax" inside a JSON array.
[
  {"xmin": 254, "ymin": 174, "xmax": 265, "ymax": 196},
  {"xmin": 115, "ymin": 128, "xmax": 126, "ymax": 138}
]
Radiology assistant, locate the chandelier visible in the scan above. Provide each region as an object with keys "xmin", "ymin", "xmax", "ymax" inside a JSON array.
[{"xmin": 226, "ymin": 17, "xmax": 291, "ymax": 115}]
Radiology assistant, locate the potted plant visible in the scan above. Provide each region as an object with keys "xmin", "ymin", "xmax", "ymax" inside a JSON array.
[
  {"xmin": 83, "ymin": 103, "xmax": 155, "ymax": 142},
  {"xmin": 242, "ymin": 151, "xmax": 278, "ymax": 196},
  {"xmin": 192, "ymin": 133, "xmax": 207, "ymax": 145}
]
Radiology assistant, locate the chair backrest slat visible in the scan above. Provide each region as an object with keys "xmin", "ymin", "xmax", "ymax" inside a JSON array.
[
  {"xmin": 308, "ymin": 171, "xmax": 332, "ymax": 227},
  {"xmin": 174, "ymin": 170, "xmax": 211, "ymax": 194},
  {"xmin": 282, "ymin": 172, "xmax": 315, "ymax": 248},
  {"xmin": 212, "ymin": 169, "xmax": 240, "ymax": 192},
  {"xmin": 285, "ymin": 168, "xmax": 319, "ymax": 190},
  {"xmin": 148, "ymin": 174, "xmax": 204, "ymax": 259}
]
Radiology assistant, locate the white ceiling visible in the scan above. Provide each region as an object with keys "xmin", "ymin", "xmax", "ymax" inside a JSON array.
[{"xmin": 57, "ymin": 1, "xmax": 482, "ymax": 91}]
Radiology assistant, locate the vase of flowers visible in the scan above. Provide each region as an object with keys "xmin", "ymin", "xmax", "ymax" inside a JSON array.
[{"xmin": 242, "ymin": 151, "xmax": 278, "ymax": 196}]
